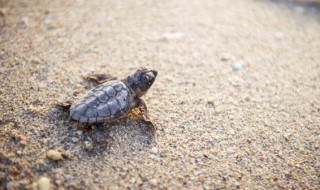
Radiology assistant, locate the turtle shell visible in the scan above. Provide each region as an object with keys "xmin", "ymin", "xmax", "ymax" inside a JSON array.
[{"xmin": 70, "ymin": 81, "xmax": 132, "ymax": 123}]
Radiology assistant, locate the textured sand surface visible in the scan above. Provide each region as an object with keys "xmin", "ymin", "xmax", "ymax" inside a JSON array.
[{"xmin": 0, "ymin": 0, "xmax": 320, "ymax": 189}]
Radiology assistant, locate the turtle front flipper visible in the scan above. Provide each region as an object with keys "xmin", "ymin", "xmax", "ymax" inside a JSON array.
[
  {"xmin": 133, "ymin": 99, "xmax": 157, "ymax": 132},
  {"xmin": 84, "ymin": 73, "xmax": 118, "ymax": 84}
]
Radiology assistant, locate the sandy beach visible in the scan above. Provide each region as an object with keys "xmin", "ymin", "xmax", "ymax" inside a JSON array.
[{"xmin": 0, "ymin": 0, "xmax": 319, "ymax": 189}]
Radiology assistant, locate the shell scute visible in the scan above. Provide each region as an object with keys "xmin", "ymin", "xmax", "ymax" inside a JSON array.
[
  {"xmin": 79, "ymin": 116, "xmax": 88, "ymax": 123},
  {"xmin": 85, "ymin": 107, "xmax": 97, "ymax": 118},
  {"xmin": 95, "ymin": 90, "xmax": 108, "ymax": 103},
  {"xmin": 116, "ymin": 93, "xmax": 127, "ymax": 109},
  {"xmin": 71, "ymin": 112, "xmax": 82, "ymax": 120},
  {"xmin": 104, "ymin": 86, "xmax": 116, "ymax": 97},
  {"xmin": 113, "ymin": 83, "xmax": 123, "ymax": 92},
  {"xmin": 85, "ymin": 96, "xmax": 99, "ymax": 107},
  {"xmin": 107, "ymin": 98, "xmax": 119, "ymax": 115},
  {"xmin": 97, "ymin": 103, "xmax": 111, "ymax": 117}
]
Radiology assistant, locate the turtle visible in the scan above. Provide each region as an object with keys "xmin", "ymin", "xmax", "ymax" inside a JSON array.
[{"xmin": 69, "ymin": 68, "xmax": 158, "ymax": 141}]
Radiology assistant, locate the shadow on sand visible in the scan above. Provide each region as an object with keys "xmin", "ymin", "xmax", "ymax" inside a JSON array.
[
  {"xmin": 53, "ymin": 106, "xmax": 156, "ymax": 157},
  {"xmin": 268, "ymin": 0, "xmax": 320, "ymax": 15}
]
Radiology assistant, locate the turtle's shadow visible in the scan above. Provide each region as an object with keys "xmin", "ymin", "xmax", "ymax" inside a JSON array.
[{"xmin": 52, "ymin": 107, "xmax": 156, "ymax": 155}]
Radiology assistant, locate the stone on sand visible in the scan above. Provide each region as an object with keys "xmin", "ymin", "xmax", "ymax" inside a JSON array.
[{"xmin": 47, "ymin": 150, "xmax": 63, "ymax": 161}]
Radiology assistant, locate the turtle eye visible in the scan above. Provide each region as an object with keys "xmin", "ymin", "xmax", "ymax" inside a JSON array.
[
  {"xmin": 142, "ymin": 75, "xmax": 154, "ymax": 85},
  {"xmin": 142, "ymin": 75, "xmax": 149, "ymax": 83}
]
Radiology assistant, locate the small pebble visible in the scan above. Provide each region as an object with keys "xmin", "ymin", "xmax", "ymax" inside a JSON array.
[
  {"xmin": 43, "ymin": 19, "xmax": 59, "ymax": 30},
  {"xmin": 226, "ymin": 147, "xmax": 234, "ymax": 154},
  {"xmin": 229, "ymin": 130, "xmax": 235, "ymax": 135},
  {"xmin": 150, "ymin": 147, "xmax": 158, "ymax": 154},
  {"xmin": 207, "ymin": 97, "xmax": 215, "ymax": 105},
  {"xmin": 20, "ymin": 140, "xmax": 27, "ymax": 146},
  {"xmin": 232, "ymin": 61, "xmax": 243, "ymax": 71},
  {"xmin": 38, "ymin": 177, "xmax": 51, "ymax": 190},
  {"xmin": 130, "ymin": 178, "xmax": 136, "ymax": 184},
  {"xmin": 181, "ymin": 108, "xmax": 189, "ymax": 115},
  {"xmin": 247, "ymin": 138, "xmax": 252, "ymax": 144},
  {"xmin": 159, "ymin": 32, "xmax": 184, "ymax": 41},
  {"xmin": 193, "ymin": 170, "xmax": 202, "ymax": 176},
  {"xmin": 271, "ymin": 104, "xmax": 278, "ymax": 109},
  {"xmin": 149, "ymin": 179, "xmax": 157, "ymax": 186},
  {"xmin": 51, "ymin": 107, "xmax": 60, "ymax": 113},
  {"xmin": 84, "ymin": 141, "xmax": 93, "ymax": 151},
  {"xmin": 65, "ymin": 174, "xmax": 72, "ymax": 180},
  {"xmin": 214, "ymin": 106, "xmax": 222, "ymax": 114},
  {"xmin": 19, "ymin": 17, "xmax": 28, "ymax": 24},
  {"xmin": 37, "ymin": 82, "xmax": 47, "ymax": 88},
  {"xmin": 43, "ymin": 19, "xmax": 51, "ymax": 26},
  {"xmin": 72, "ymin": 137, "xmax": 79, "ymax": 143},
  {"xmin": 149, "ymin": 155, "xmax": 160, "ymax": 161},
  {"xmin": 228, "ymin": 114, "xmax": 235, "ymax": 120},
  {"xmin": 47, "ymin": 150, "xmax": 63, "ymax": 161},
  {"xmin": 6, "ymin": 182, "xmax": 13, "ymax": 190},
  {"xmin": 52, "ymin": 168, "xmax": 63, "ymax": 173},
  {"xmin": 220, "ymin": 53, "xmax": 235, "ymax": 62},
  {"xmin": 195, "ymin": 152, "xmax": 203, "ymax": 158},
  {"xmin": 55, "ymin": 180, "xmax": 61, "ymax": 185},
  {"xmin": 228, "ymin": 75, "xmax": 243, "ymax": 86}
]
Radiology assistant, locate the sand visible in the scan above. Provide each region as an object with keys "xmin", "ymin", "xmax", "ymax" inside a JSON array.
[{"xmin": 0, "ymin": 0, "xmax": 319, "ymax": 189}]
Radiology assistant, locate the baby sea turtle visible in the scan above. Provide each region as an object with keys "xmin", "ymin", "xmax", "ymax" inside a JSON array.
[{"xmin": 70, "ymin": 68, "xmax": 158, "ymax": 140}]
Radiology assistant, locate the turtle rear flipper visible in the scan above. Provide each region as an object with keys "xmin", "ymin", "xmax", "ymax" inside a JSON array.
[
  {"xmin": 54, "ymin": 100, "xmax": 72, "ymax": 111},
  {"xmin": 91, "ymin": 123, "xmax": 111, "ymax": 143},
  {"xmin": 55, "ymin": 74, "xmax": 117, "ymax": 111},
  {"xmin": 84, "ymin": 73, "xmax": 117, "ymax": 84}
]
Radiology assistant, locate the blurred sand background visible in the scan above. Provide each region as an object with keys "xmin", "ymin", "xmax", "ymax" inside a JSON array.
[{"xmin": 0, "ymin": 0, "xmax": 319, "ymax": 189}]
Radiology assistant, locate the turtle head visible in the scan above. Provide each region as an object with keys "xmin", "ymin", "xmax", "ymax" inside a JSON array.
[{"xmin": 126, "ymin": 68, "xmax": 157, "ymax": 98}]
